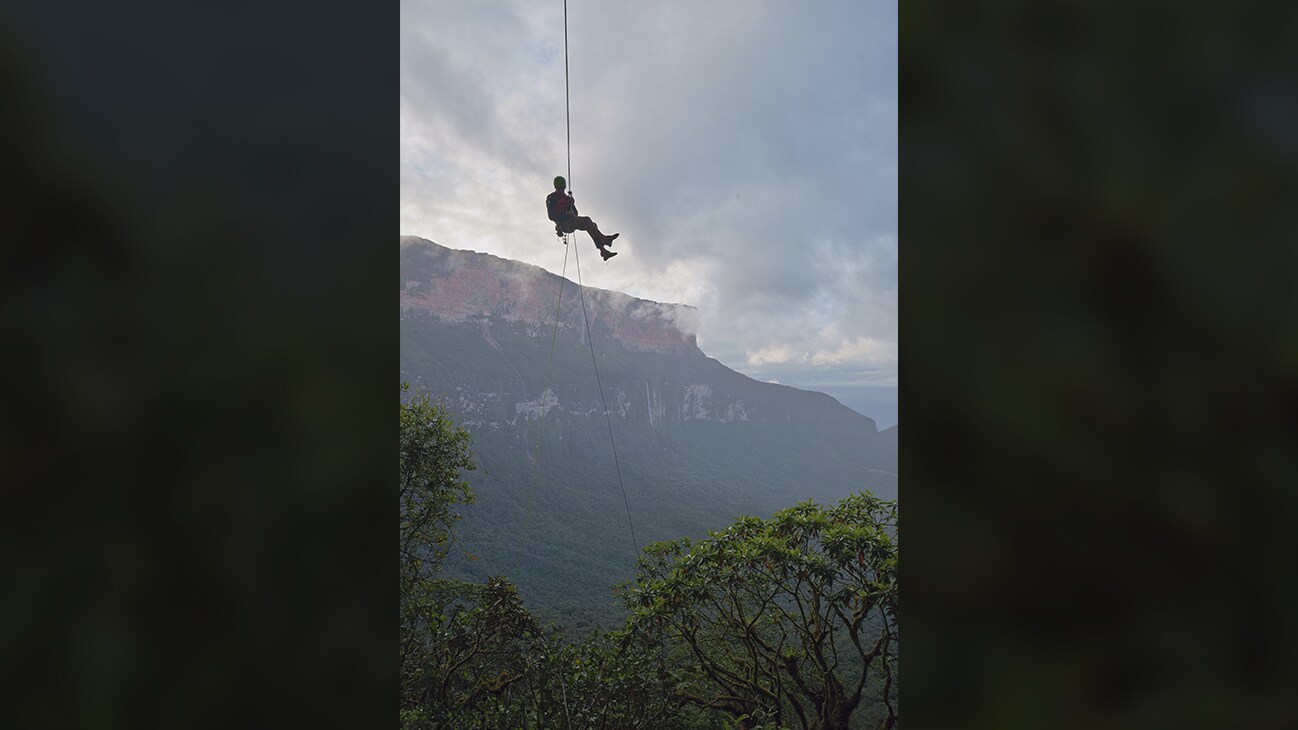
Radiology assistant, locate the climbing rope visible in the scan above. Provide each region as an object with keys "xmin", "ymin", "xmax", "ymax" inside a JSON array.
[
  {"xmin": 564, "ymin": 0, "xmax": 572, "ymax": 192},
  {"xmin": 564, "ymin": 0, "xmax": 638, "ymax": 558},
  {"xmin": 573, "ymin": 244, "xmax": 640, "ymax": 558},
  {"xmin": 512, "ymin": 242, "xmax": 570, "ymax": 576},
  {"xmin": 515, "ymin": 0, "xmax": 639, "ymax": 575}
]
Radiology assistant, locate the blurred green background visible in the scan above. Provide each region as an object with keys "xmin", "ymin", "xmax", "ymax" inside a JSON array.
[
  {"xmin": 1, "ymin": 3, "xmax": 397, "ymax": 728},
  {"xmin": 902, "ymin": 3, "xmax": 1298, "ymax": 728}
]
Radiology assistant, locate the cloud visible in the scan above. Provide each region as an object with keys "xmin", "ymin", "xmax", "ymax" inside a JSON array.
[
  {"xmin": 810, "ymin": 336, "xmax": 898, "ymax": 366},
  {"xmin": 624, "ymin": 299, "xmax": 701, "ymax": 339},
  {"xmin": 746, "ymin": 334, "xmax": 894, "ymax": 368},
  {"xmin": 401, "ymin": 0, "xmax": 897, "ymax": 391}
]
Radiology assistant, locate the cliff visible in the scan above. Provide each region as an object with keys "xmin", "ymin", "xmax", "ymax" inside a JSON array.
[{"xmin": 400, "ymin": 236, "xmax": 699, "ymax": 355}]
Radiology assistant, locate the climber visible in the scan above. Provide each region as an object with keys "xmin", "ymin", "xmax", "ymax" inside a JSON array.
[{"xmin": 546, "ymin": 176, "xmax": 619, "ymax": 261}]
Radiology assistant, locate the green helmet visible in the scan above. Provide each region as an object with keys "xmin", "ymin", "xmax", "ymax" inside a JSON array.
[{"xmin": 553, "ymin": 176, "xmax": 566, "ymax": 189}]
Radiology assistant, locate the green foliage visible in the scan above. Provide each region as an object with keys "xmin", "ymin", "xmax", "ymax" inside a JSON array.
[
  {"xmin": 399, "ymin": 382, "xmax": 475, "ymax": 588},
  {"xmin": 619, "ymin": 494, "xmax": 899, "ymax": 730},
  {"xmin": 400, "ymin": 383, "xmax": 506, "ymax": 728},
  {"xmin": 399, "ymin": 381, "xmax": 899, "ymax": 729},
  {"xmin": 401, "ymin": 576, "xmax": 545, "ymax": 729}
]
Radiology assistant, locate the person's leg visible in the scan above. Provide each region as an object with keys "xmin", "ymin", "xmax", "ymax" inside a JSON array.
[{"xmin": 572, "ymin": 216, "xmax": 607, "ymax": 248}]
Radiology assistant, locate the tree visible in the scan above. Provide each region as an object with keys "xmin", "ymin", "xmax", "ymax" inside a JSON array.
[
  {"xmin": 400, "ymin": 384, "xmax": 501, "ymax": 728},
  {"xmin": 399, "ymin": 382, "xmax": 475, "ymax": 590},
  {"xmin": 399, "ymin": 385, "xmax": 586, "ymax": 729},
  {"xmin": 619, "ymin": 493, "xmax": 899, "ymax": 730},
  {"xmin": 401, "ymin": 576, "xmax": 546, "ymax": 729}
]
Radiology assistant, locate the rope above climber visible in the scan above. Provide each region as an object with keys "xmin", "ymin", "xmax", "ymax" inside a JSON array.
[{"xmin": 546, "ymin": 176, "xmax": 620, "ymax": 261}]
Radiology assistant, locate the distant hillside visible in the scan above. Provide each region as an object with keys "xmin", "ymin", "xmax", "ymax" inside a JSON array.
[{"xmin": 400, "ymin": 237, "xmax": 897, "ymax": 629}]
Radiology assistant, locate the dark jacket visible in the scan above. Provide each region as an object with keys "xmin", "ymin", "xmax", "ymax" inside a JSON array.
[{"xmin": 546, "ymin": 190, "xmax": 576, "ymax": 221}]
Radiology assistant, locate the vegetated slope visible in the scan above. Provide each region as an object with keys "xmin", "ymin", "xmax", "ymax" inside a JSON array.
[{"xmin": 400, "ymin": 237, "xmax": 897, "ymax": 628}]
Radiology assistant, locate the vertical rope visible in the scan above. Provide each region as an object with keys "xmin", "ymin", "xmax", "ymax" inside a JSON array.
[
  {"xmin": 513, "ymin": 244, "xmax": 570, "ymax": 577},
  {"xmin": 561, "ymin": 0, "xmax": 572, "ymax": 248},
  {"xmin": 563, "ymin": 0, "xmax": 572, "ymax": 192},
  {"xmin": 515, "ymin": 0, "xmax": 575, "ymax": 578},
  {"xmin": 565, "ymin": 0, "xmax": 636, "ymax": 559},
  {"xmin": 525, "ymin": 0, "xmax": 637, "ymax": 573},
  {"xmin": 573, "ymin": 244, "xmax": 641, "ymax": 558}
]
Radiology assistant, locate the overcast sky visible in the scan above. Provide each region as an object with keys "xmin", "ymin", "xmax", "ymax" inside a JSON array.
[{"xmin": 401, "ymin": 0, "xmax": 897, "ymax": 417}]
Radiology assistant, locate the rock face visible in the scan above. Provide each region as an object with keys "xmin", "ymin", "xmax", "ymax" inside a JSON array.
[
  {"xmin": 399, "ymin": 236, "xmax": 897, "ymax": 628},
  {"xmin": 401, "ymin": 236, "xmax": 698, "ymax": 355}
]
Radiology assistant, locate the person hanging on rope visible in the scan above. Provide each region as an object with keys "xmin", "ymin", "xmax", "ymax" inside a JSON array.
[{"xmin": 547, "ymin": 176, "xmax": 619, "ymax": 261}]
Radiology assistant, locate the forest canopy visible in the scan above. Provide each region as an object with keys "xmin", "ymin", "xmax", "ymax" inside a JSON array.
[{"xmin": 399, "ymin": 385, "xmax": 898, "ymax": 729}]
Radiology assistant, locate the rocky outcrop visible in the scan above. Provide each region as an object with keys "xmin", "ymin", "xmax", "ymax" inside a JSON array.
[{"xmin": 400, "ymin": 236, "xmax": 699, "ymax": 355}]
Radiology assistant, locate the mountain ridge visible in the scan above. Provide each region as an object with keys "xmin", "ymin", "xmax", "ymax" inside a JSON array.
[{"xmin": 399, "ymin": 236, "xmax": 896, "ymax": 628}]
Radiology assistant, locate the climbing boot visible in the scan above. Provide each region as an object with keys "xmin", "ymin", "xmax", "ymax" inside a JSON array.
[
  {"xmin": 600, "ymin": 248, "xmax": 617, "ymax": 261},
  {"xmin": 603, "ymin": 233, "xmax": 619, "ymax": 247}
]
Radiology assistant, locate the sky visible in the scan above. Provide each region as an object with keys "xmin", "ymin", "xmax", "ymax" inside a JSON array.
[{"xmin": 401, "ymin": 0, "xmax": 897, "ymax": 426}]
